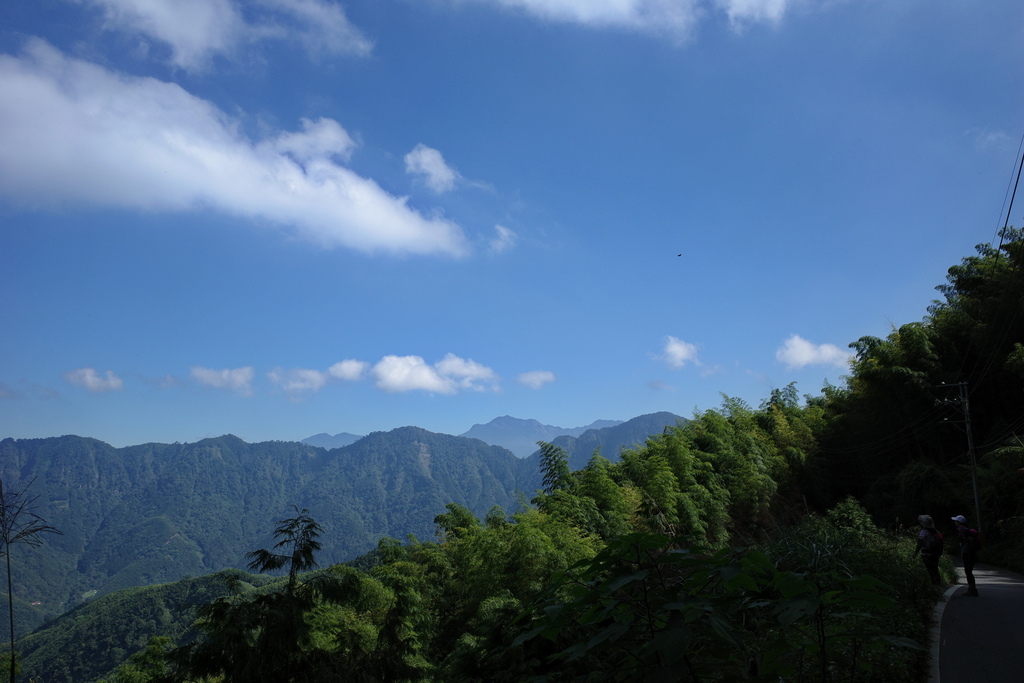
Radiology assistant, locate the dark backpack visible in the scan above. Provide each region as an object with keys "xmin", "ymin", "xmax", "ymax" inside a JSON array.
[
  {"xmin": 961, "ymin": 528, "xmax": 981, "ymax": 554},
  {"xmin": 925, "ymin": 529, "xmax": 944, "ymax": 555}
]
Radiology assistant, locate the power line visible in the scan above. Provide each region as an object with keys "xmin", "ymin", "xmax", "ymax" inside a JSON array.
[{"xmin": 996, "ymin": 131, "xmax": 1024, "ymax": 248}]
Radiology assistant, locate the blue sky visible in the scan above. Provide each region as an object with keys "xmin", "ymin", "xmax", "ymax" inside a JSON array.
[{"xmin": 1, "ymin": 0, "xmax": 1022, "ymax": 448}]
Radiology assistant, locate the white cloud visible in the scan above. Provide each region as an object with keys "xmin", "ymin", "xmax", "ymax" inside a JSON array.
[
  {"xmin": 489, "ymin": 224, "xmax": 517, "ymax": 253},
  {"xmin": 372, "ymin": 355, "xmax": 454, "ymax": 394},
  {"xmin": 64, "ymin": 367, "xmax": 125, "ymax": 392},
  {"xmin": 274, "ymin": 117, "xmax": 356, "ymax": 164},
  {"xmin": 328, "ymin": 359, "xmax": 368, "ymax": 381},
  {"xmin": 435, "ymin": 353, "xmax": 500, "ymax": 391},
  {"xmin": 474, "ymin": 0, "xmax": 703, "ymax": 42},
  {"xmin": 263, "ymin": 0, "xmax": 374, "ymax": 59},
  {"xmin": 775, "ymin": 334, "xmax": 853, "ymax": 370},
  {"xmin": 518, "ymin": 370, "xmax": 555, "ymax": 389},
  {"xmin": 472, "ymin": 0, "xmax": 807, "ymax": 40},
  {"xmin": 372, "ymin": 354, "xmax": 499, "ymax": 394},
  {"xmin": 0, "ymin": 41, "xmax": 468, "ymax": 257},
  {"xmin": 190, "ymin": 366, "xmax": 254, "ymax": 395},
  {"xmin": 661, "ymin": 336, "xmax": 700, "ymax": 369},
  {"xmin": 267, "ymin": 367, "xmax": 330, "ymax": 395},
  {"xmin": 714, "ymin": 0, "xmax": 791, "ymax": 28},
  {"xmin": 405, "ymin": 143, "xmax": 459, "ymax": 193},
  {"xmin": 80, "ymin": 0, "xmax": 372, "ymax": 70},
  {"xmin": 267, "ymin": 359, "xmax": 369, "ymax": 397}
]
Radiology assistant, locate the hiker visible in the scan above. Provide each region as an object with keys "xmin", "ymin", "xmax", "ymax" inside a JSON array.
[
  {"xmin": 912, "ymin": 514, "xmax": 943, "ymax": 585},
  {"xmin": 952, "ymin": 515, "xmax": 981, "ymax": 596}
]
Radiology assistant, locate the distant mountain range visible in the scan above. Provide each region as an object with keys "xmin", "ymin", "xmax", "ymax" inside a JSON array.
[
  {"xmin": 2, "ymin": 412, "xmax": 684, "ymax": 638},
  {"xmin": 300, "ymin": 415, "xmax": 627, "ymax": 458},
  {"xmin": 458, "ymin": 415, "xmax": 624, "ymax": 458},
  {"xmin": 301, "ymin": 431, "xmax": 364, "ymax": 449}
]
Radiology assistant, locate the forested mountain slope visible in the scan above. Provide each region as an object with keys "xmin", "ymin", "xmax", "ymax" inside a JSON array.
[
  {"xmin": 15, "ymin": 570, "xmax": 274, "ymax": 683},
  {"xmin": 290, "ymin": 427, "xmax": 524, "ymax": 566},
  {"xmin": 0, "ymin": 430, "xmax": 522, "ymax": 637},
  {"xmin": 516, "ymin": 411, "xmax": 688, "ymax": 491}
]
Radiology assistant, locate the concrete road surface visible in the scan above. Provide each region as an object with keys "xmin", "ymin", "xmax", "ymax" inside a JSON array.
[{"xmin": 934, "ymin": 563, "xmax": 1024, "ymax": 683}]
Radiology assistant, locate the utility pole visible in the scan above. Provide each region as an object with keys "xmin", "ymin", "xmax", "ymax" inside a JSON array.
[{"xmin": 937, "ymin": 382, "xmax": 982, "ymax": 531}]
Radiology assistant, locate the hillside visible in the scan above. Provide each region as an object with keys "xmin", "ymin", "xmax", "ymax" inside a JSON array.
[
  {"xmin": 1, "ymin": 413, "xmax": 690, "ymax": 639},
  {"xmin": 517, "ymin": 411, "xmax": 688, "ymax": 491},
  {"xmin": 15, "ymin": 570, "xmax": 273, "ymax": 683},
  {"xmin": 0, "ymin": 430, "xmax": 522, "ymax": 637}
]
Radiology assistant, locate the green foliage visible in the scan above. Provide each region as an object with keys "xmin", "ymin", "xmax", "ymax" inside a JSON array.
[
  {"xmin": 433, "ymin": 503, "xmax": 481, "ymax": 541},
  {"xmin": 1, "ymin": 477, "xmax": 61, "ymax": 683},
  {"xmin": 0, "ymin": 428, "xmax": 527, "ymax": 638},
  {"xmin": 575, "ymin": 455, "xmax": 632, "ymax": 539},
  {"xmin": 762, "ymin": 512, "xmax": 931, "ymax": 682},
  {"xmin": 538, "ymin": 441, "xmax": 573, "ymax": 495},
  {"xmin": 246, "ymin": 506, "xmax": 323, "ymax": 595},
  {"xmin": 518, "ymin": 506, "xmax": 928, "ymax": 682},
  {"xmin": 0, "ymin": 654, "xmax": 17, "ymax": 682},
  {"xmin": 99, "ymin": 636, "xmax": 174, "ymax": 683},
  {"xmin": 817, "ymin": 228, "xmax": 1024, "ymax": 539},
  {"xmin": 16, "ymin": 570, "xmax": 268, "ymax": 683},
  {"xmin": 176, "ymin": 509, "xmax": 360, "ymax": 683}
]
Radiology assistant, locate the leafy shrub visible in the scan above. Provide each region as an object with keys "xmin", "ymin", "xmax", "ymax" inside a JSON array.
[{"xmin": 516, "ymin": 500, "xmax": 930, "ymax": 682}]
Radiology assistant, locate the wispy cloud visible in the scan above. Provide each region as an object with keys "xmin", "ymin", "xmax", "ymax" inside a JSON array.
[
  {"xmin": 470, "ymin": 0, "xmax": 806, "ymax": 41},
  {"xmin": 372, "ymin": 354, "xmax": 499, "ymax": 394},
  {"xmin": 714, "ymin": 0, "xmax": 792, "ymax": 29},
  {"xmin": 970, "ymin": 128, "xmax": 1016, "ymax": 153},
  {"xmin": 405, "ymin": 143, "xmax": 459, "ymax": 193},
  {"xmin": 64, "ymin": 367, "xmax": 124, "ymax": 392},
  {"xmin": 660, "ymin": 335, "xmax": 700, "ymax": 369},
  {"xmin": 475, "ymin": 0, "xmax": 702, "ymax": 42},
  {"xmin": 518, "ymin": 370, "xmax": 555, "ymax": 389},
  {"xmin": 775, "ymin": 334, "xmax": 853, "ymax": 370},
  {"xmin": 0, "ymin": 41, "xmax": 468, "ymax": 257},
  {"xmin": 489, "ymin": 224, "xmax": 517, "ymax": 253},
  {"xmin": 0, "ymin": 382, "xmax": 18, "ymax": 400},
  {"xmin": 328, "ymin": 359, "xmax": 369, "ymax": 381},
  {"xmin": 262, "ymin": 354, "xmax": 500, "ymax": 396},
  {"xmin": 267, "ymin": 367, "xmax": 331, "ymax": 396},
  {"xmin": 267, "ymin": 359, "xmax": 367, "ymax": 398},
  {"xmin": 80, "ymin": 0, "xmax": 373, "ymax": 71},
  {"xmin": 190, "ymin": 366, "xmax": 255, "ymax": 395}
]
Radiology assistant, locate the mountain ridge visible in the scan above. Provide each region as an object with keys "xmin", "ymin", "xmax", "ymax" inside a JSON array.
[
  {"xmin": 1, "ymin": 412, "xmax": 685, "ymax": 637},
  {"xmin": 459, "ymin": 415, "xmax": 625, "ymax": 458}
]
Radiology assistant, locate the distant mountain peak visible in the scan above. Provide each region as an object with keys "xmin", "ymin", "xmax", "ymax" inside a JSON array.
[
  {"xmin": 460, "ymin": 416, "xmax": 625, "ymax": 458},
  {"xmin": 301, "ymin": 432, "xmax": 364, "ymax": 450}
]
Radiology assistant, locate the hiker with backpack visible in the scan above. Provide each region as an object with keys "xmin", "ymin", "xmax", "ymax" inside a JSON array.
[
  {"xmin": 912, "ymin": 514, "xmax": 943, "ymax": 585},
  {"xmin": 952, "ymin": 514, "xmax": 981, "ymax": 596}
]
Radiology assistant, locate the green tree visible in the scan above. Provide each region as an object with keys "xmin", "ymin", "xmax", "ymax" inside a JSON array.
[
  {"xmin": 177, "ymin": 507, "xmax": 350, "ymax": 683},
  {"xmin": 575, "ymin": 454, "xmax": 632, "ymax": 539},
  {"xmin": 1, "ymin": 477, "xmax": 61, "ymax": 683},
  {"xmin": 538, "ymin": 441, "xmax": 573, "ymax": 494},
  {"xmin": 100, "ymin": 636, "xmax": 174, "ymax": 683},
  {"xmin": 246, "ymin": 506, "xmax": 323, "ymax": 596},
  {"xmin": 815, "ymin": 228, "xmax": 1024, "ymax": 532}
]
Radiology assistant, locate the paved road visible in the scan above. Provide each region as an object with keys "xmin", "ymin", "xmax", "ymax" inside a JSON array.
[{"xmin": 934, "ymin": 563, "xmax": 1024, "ymax": 682}]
